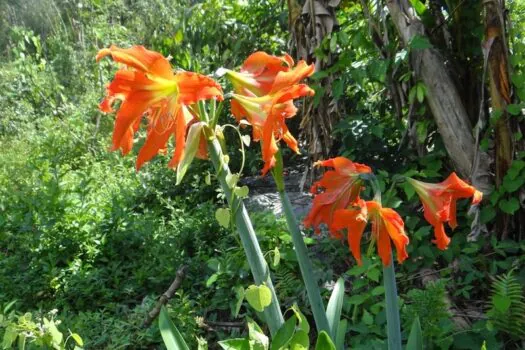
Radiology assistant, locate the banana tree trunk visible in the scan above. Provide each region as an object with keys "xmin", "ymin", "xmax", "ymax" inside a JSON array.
[
  {"xmin": 386, "ymin": 0, "xmax": 479, "ymax": 179},
  {"xmin": 484, "ymin": 0, "xmax": 513, "ymax": 238}
]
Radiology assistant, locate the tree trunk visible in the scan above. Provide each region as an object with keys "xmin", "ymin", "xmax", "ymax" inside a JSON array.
[
  {"xmin": 484, "ymin": 0, "xmax": 513, "ymax": 238},
  {"xmin": 386, "ymin": 0, "xmax": 491, "ymax": 188}
]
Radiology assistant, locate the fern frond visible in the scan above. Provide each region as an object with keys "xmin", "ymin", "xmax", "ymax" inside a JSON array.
[{"xmin": 487, "ymin": 270, "xmax": 525, "ymax": 338}]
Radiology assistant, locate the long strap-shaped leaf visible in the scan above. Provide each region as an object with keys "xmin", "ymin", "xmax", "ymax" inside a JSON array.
[{"xmin": 159, "ymin": 306, "xmax": 189, "ymax": 350}]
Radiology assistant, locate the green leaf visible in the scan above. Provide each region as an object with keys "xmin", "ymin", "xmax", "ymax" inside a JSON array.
[
  {"xmin": 315, "ymin": 331, "xmax": 336, "ymax": 350},
  {"xmin": 416, "ymin": 83, "xmax": 426, "ymax": 103},
  {"xmin": 234, "ymin": 186, "xmax": 249, "ymax": 198},
  {"xmin": 326, "ymin": 278, "xmax": 345, "ymax": 339},
  {"xmin": 332, "ymin": 79, "xmax": 344, "ymax": 100},
  {"xmin": 176, "ymin": 121, "xmax": 205, "ymax": 185},
  {"xmin": 406, "ymin": 316, "xmax": 423, "ymax": 350},
  {"xmin": 272, "ymin": 247, "xmax": 281, "ymax": 267},
  {"xmin": 498, "ymin": 198, "xmax": 520, "ymax": 214},
  {"xmin": 218, "ymin": 339, "xmax": 250, "ymax": 350},
  {"xmin": 362, "ymin": 310, "xmax": 374, "ymax": 325},
  {"xmin": 245, "ymin": 284, "xmax": 272, "ymax": 312},
  {"xmin": 409, "ymin": 35, "xmax": 432, "ymax": 50},
  {"xmin": 507, "ymin": 104, "xmax": 522, "ymax": 116},
  {"xmin": 289, "ymin": 330, "xmax": 309, "ymax": 350},
  {"xmin": 271, "ymin": 315, "xmax": 297, "ymax": 350},
  {"xmin": 335, "ymin": 319, "xmax": 348, "ymax": 350},
  {"xmin": 232, "ymin": 286, "xmax": 245, "ymax": 318},
  {"xmin": 206, "ymin": 273, "xmax": 219, "ymax": 287},
  {"xmin": 70, "ymin": 332, "xmax": 84, "ymax": 347},
  {"xmin": 248, "ymin": 319, "xmax": 269, "ymax": 350},
  {"xmin": 2, "ymin": 326, "xmax": 17, "ymax": 349},
  {"xmin": 159, "ymin": 306, "xmax": 190, "ymax": 350},
  {"xmin": 492, "ymin": 295, "xmax": 511, "ymax": 313},
  {"xmin": 330, "ymin": 34, "xmax": 337, "ymax": 52},
  {"xmin": 215, "ymin": 208, "xmax": 231, "ymax": 228},
  {"xmin": 403, "ymin": 181, "xmax": 416, "ymax": 200},
  {"xmin": 226, "ymin": 173, "xmax": 240, "ymax": 188},
  {"xmin": 291, "ymin": 304, "xmax": 310, "ymax": 334},
  {"xmin": 409, "ymin": 0, "xmax": 427, "ymax": 15}
]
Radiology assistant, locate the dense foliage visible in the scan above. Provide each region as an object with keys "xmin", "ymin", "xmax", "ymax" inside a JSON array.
[{"xmin": 1, "ymin": 0, "xmax": 524, "ymax": 349}]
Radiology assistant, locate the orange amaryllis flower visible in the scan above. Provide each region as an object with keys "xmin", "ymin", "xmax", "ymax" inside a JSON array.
[
  {"xmin": 332, "ymin": 201, "xmax": 409, "ymax": 266},
  {"xmin": 407, "ymin": 173, "xmax": 483, "ymax": 250},
  {"xmin": 223, "ymin": 52, "xmax": 315, "ymax": 174},
  {"xmin": 303, "ymin": 157, "xmax": 372, "ymax": 234},
  {"xmin": 97, "ymin": 45, "xmax": 223, "ymax": 170}
]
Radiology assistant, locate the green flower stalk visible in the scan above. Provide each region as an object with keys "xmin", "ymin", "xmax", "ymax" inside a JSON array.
[{"xmin": 207, "ymin": 135, "xmax": 284, "ymax": 335}]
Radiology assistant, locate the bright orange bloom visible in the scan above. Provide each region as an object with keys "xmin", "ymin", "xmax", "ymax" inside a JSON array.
[
  {"xmin": 224, "ymin": 52, "xmax": 315, "ymax": 174},
  {"xmin": 97, "ymin": 45, "xmax": 223, "ymax": 170},
  {"xmin": 332, "ymin": 201, "xmax": 409, "ymax": 266},
  {"xmin": 407, "ymin": 173, "xmax": 483, "ymax": 250},
  {"xmin": 303, "ymin": 157, "xmax": 372, "ymax": 234}
]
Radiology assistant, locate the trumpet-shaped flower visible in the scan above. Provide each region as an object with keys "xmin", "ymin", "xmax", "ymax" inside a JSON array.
[
  {"xmin": 224, "ymin": 52, "xmax": 315, "ymax": 174},
  {"xmin": 97, "ymin": 45, "xmax": 223, "ymax": 170},
  {"xmin": 407, "ymin": 173, "xmax": 483, "ymax": 250},
  {"xmin": 303, "ymin": 157, "xmax": 372, "ymax": 233},
  {"xmin": 332, "ymin": 201, "xmax": 409, "ymax": 266}
]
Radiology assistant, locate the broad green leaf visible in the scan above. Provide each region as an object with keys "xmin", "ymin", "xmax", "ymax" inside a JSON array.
[
  {"xmin": 46, "ymin": 319, "xmax": 63, "ymax": 346},
  {"xmin": 159, "ymin": 306, "xmax": 190, "ymax": 350},
  {"xmin": 218, "ymin": 338, "xmax": 250, "ymax": 350},
  {"xmin": 362, "ymin": 310, "xmax": 374, "ymax": 325},
  {"xmin": 326, "ymin": 278, "xmax": 345, "ymax": 339},
  {"xmin": 406, "ymin": 316, "xmax": 423, "ymax": 350},
  {"xmin": 493, "ymin": 295, "xmax": 511, "ymax": 312},
  {"xmin": 245, "ymin": 284, "xmax": 272, "ymax": 312},
  {"xmin": 498, "ymin": 198, "xmax": 520, "ymax": 214},
  {"xmin": 409, "ymin": 0, "xmax": 427, "ymax": 15},
  {"xmin": 234, "ymin": 186, "xmax": 249, "ymax": 198},
  {"xmin": 409, "ymin": 35, "xmax": 432, "ymax": 50},
  {"xmin": 507, "ymin": 104, "xmax": 522, "ymax": 116},
  {"xmin": 215, "ymin": 208, "xmax": 231, "ymax": 228},
  {"xmin": 2, "ymin": 326, "xmax": 17, "ymax": 349},
  {"xmin": 271, "ymin": 315, "xmax": 297, "ymax": 350},
  {"xmin": 226, "ymin": 173, "xmax": 239, "ymax": 188},
  {"xmin": 70, "ymin": 332, "xmax": 84, "ymax": 347},
  {"xmin": 206, "ymin": 273, "xmax": 219, "ymax": 287},
  {"xmin": 289, "ymin": 330, "xmax": 309, "ymax": 350},
  {"xmin": 315, "ymin": 331, "xmax": 336, "ymax": 350},
  {"xmin": 197, "ymin": 337, "xmax": 208, "ymax": 350},
  {"xmin": 176, "ymin": 121, "xmax": 205, "ymax": 185},
  {"xmin": 291, "ymin": 304, "xmax": 310, "ymax": 334},
  {"xmin": 248, "ymin": 320, "xmax": 269, "ymax": 350}
]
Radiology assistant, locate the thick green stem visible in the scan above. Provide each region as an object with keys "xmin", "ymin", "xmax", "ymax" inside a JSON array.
[
  {"xmin": 207, "ymin": 137, "xmax": 284, "ymax": 335},
  {"xmin": 383, "ymin": 256, "xmax": 402, "ymax": 350},
  {"xmin": 277, "ymin": 190, "xmax": 331, "ymax": 336}
]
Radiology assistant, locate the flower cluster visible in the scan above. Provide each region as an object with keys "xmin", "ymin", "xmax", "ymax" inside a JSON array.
[
  {"xmin": 222, "ymin": 52, "xmax": 315, "ymax": 175},
  {"xmin": 98, "ymin": 46, "xmax": 483, "ymax": 267},
  {"xmin": 303, "ymin": 158, "xmax": 409, "ymax": 266},
  {"xmin": 97, "ymin": 45, "xmax": 223, "ymax": 170},
  {"xmin": 303, "ymin": 157, "xmax": 482, "ymax": 265}
]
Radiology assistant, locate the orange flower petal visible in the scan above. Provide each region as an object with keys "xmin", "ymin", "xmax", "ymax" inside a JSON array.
[
  {"xmin": 304, "ymin": 157, "xmax": 371, "ymax": 232},
  {"xmin": 408, "ymin": 173, "xmax": 482, "ymax": 250},
  {"xmin": 366, "ymin": 201, "xmax": 409, "ymax": 266},
  {"xmin": 97, "ymin": 45, "xmax": 173, "ymax": 77},
  {"xmin": 332, "ymin": 203, "xmax": 368, "ymax": 265}
]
